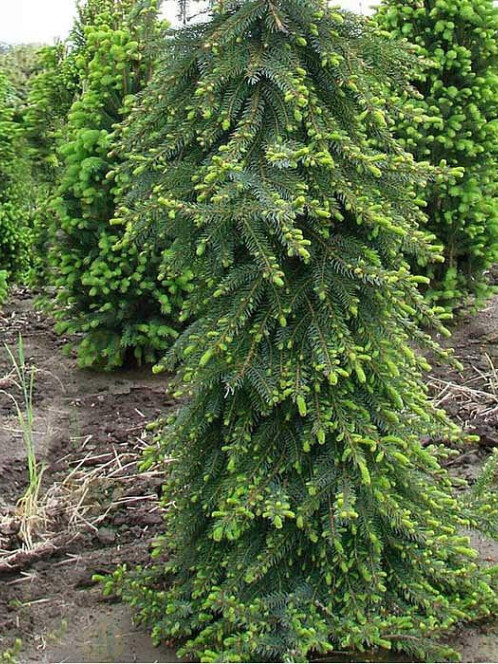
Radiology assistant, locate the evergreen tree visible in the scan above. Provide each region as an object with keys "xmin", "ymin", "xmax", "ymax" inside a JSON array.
[
  {"xmin": 23, "ymin": 43, "xmax": 80, "ymax": 284},
  {"xmin": 107, "ymin": 0, "xmax": 498, "ymax": 660},
  {"xmin": 50, "ymin": 0, "xmax": 190, "ymax": 369},
  {"xmin": 24, "ymin": 43, "xmax": 78, "ymax": 185},
  {"xmin": 0, "ymin": 71, "xmax": 30, "ymax": 282},
  {"xmin": 0, "ymin": 44, "xmax": 41, "ymax": 109},
  {"xmin": 375, "ymin": 0, "xmax": 498, "ymax": 309}
]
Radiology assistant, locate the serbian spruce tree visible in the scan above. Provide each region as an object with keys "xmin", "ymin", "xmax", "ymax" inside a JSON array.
[
  {"xmin": 50, "ymin": 0, "xmax": 189, "ymax": 369},
  {"xmin": 376, "ymin": 0, "xmax": 498, "ymax": 309},
  {"xmin": 109, "ymin": 0, "xmax": 498, "ymax": 660}
]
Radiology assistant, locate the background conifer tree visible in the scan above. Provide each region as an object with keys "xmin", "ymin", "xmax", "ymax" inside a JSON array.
[
  {"xmin": 0, "ymin": 44, "xmax": 41, "ymax": 109},
  {"xmin": 49, "ymin": 0, "xmax": 191, "ymax": 369},
  {"xmin": 106, "ymin": 0, "xmax": 498, "ymax": 660},
  {"xmin": 23, "ymin": 43, "xmax": 80, "ymax": 284},
  {"xmin": 0, "ymin": 71, "xmax": 31, "ymax": 285},
  {"xmin": 24, "ymin": 43, "xmax": 79, "ymax": 194},
  {"xmin": 375, "ymin": 0, "xmax": 498, "ymax": 310}
]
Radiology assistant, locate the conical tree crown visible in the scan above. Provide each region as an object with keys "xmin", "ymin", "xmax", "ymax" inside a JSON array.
[{"xmin": 110, "ymin": 0, "xmax": 498, "ymax": 661}]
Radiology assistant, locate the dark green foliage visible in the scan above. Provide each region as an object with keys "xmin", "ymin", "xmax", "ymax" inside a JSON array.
[
  {"xmin": 50, "ymin": 0, "xmax": 190, "ymax": 369},
  {"xmin": 375, "ymin": 0, "xmax": 498, "ymax": 310},
  {"xmin": 0, "ymin": 71, "xmax": 30, "ymax": 280},
  {"xmin": 106, "ymin": 1, "xmax": 498, "ymax": 661}
]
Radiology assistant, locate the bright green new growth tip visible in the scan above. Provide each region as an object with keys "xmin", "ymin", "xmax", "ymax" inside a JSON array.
[{"xmin": 107, "ymin": 0, "xmax": 498, "ymax": 660}]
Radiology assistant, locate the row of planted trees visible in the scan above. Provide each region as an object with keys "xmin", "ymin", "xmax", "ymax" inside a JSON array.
[{"xmin": 2, "ymin": 0, "xmax": 498, "ymax": 661}]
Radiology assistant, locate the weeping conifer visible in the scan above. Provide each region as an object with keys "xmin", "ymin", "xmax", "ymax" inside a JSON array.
[
  {"xmin": 50, "ymin": 0, "xmax": 190, "ymax": 369},
  {"xmin": 109, "ymin": 0, "xmax": 498, "ymax": 660},
  {"xmin": 375, "ymin": 0, "xmax": 498, "ymax": 310}
]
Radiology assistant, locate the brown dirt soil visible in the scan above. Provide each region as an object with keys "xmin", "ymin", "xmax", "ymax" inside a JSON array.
[
  {"xmin": 0, "ymin": 289, "xmax": 498, "ymax": 663},
  {"xmin": 427, "ymin": 297, "xmax": 498, "ymax": 661},
  {"xmin": 0, "ymin": 288, "xmax": 180, "ymax": 662}
]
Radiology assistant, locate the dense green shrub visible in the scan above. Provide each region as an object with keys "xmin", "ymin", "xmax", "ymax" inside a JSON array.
[
  {"xmin": 107, "ymin": 0, "xmax": 498, "ymax": 661},
  {"xmin": 50, "ymin": 0, "xmax": 191, "ymax": 369},
  {"xmin": 0, "ymin": 71, "xmax": 30, "ymax": 280},
  {"xmin": 375, "ymin": 0, "xmax": 498, "ymax": 310}
]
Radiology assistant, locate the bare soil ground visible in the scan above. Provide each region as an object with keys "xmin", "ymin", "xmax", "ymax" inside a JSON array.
[
  {"xmin": 0, "ymin": 289, "xmax": 180, "ymax": 662},
  {"xmin": 0, "ymin": 289, "xmax": 497, "ymax": 663}
]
